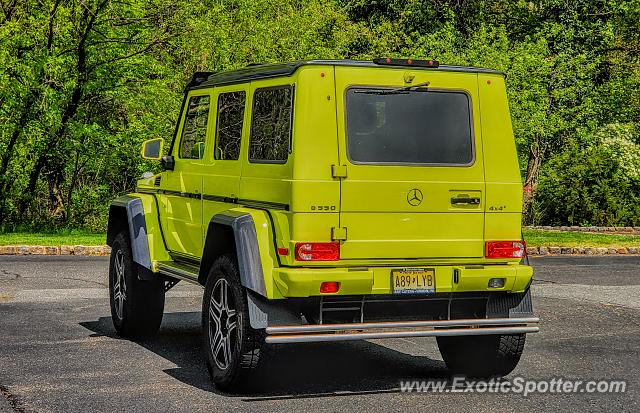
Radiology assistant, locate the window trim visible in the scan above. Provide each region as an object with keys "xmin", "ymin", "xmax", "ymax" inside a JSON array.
[
  {"xmin": 213, "ymin": 90, "xmax": 247, "ymax": 161},
  {"xmin": 177, "ymin": 94, "xmax": 212, "ymax": 160},
  {"xmin": 343, "ymin": 86, "xmax": 476, "ymax": 167},
  {"xmin": 248, "ymin": 84, "xmax": 295, "ymax": 165}
]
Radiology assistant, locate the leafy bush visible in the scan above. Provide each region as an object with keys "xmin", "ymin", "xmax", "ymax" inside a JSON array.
[{"xmin": 536, "ymin": 125, "xmax": 640, "ymax": 226}]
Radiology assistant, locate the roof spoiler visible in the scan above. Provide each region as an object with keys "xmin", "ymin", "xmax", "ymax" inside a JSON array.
[{"xmin": 185, "ymin": 72, "xmax": 215, "ymax": 90}]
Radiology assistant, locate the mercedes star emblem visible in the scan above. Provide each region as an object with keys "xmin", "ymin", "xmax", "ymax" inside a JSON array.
[{"xmin": 407, "ymin": 188, "xmax": 423, "ymax": 206}]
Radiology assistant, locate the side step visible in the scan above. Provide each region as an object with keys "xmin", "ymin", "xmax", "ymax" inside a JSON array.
[
  {"xmin": 157, "ymin": 261, "xmax": 199, "ymax": 283},
  {"xmin": 265, "ymin": 317, "xmax": 540, "ymax": 344}
]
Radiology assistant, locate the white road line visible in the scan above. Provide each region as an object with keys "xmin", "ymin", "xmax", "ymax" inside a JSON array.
[
  {"xmin": 532, "ymin": 284, "xmax": 640, "ymax": 309},
  {"xmin": 3, "ymin": 288, "xmax": 202, "ymax": 303}
]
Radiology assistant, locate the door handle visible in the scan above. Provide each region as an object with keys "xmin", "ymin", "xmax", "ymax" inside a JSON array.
[{"xmin": 451, "ymin": 196, "xmax": 481, "ymax": 205}]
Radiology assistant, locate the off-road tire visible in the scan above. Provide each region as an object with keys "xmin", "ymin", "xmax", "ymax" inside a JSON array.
[
  {"xmin": 437, "ymin": 333, "xmax": 526, "ymax": 378},
  {"xmin": 109, "ymin": 231, "xmax": 165, "ymax": 339},
  {"xmin": 202, "ymin": 254, "xmax": 265, "ymax": 392}
]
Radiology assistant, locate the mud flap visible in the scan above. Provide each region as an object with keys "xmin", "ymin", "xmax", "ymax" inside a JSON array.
[
  {"xmin": 486, "ymin": 288, "xmax": 534, "ymax": 318},
  {"xmin": 246, "ymin": 290, "xmax": 302, "ymax": 329}
]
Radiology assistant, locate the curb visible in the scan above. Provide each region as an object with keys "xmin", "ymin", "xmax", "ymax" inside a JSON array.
[
  {"xmin": 526, "ymin": 246, "xmax": 640, "ymax": 256},
  {"xmin": 0, "ymin": 245, "xmax": 110, "ymax": 256},
  {"xmin": 524, "ymin": 225, "xmax": 640, "ymax": 235}
]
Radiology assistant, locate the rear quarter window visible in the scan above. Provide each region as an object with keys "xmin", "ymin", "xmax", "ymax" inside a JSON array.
[
  {"xmin": 249, "ymin": 86, "xmax": 293, "ymax": 164},
  {"xmin": 345, "ymin": 88, "xmax": 473, "ymax": 165},
  {"xmin": 215, "ymin": 91, "xmax": 246, "ymax": 161}
]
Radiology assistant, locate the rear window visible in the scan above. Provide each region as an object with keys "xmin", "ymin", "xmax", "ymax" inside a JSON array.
[{"xmin": 345, "ymin": 89, "xmax": 473, "ymax": 165}]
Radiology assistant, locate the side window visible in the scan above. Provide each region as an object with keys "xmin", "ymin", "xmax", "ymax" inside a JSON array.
[
  {"xmin": 179, "ymin": 95, "xmax": 210, "ymax": 159},
  {"xmin": 249, "ymin": 86, "xmax": 293, "ymax": 163},
  {"xmin": 214, "ymin": 91, "xmax": 246, "ymax": 160}
]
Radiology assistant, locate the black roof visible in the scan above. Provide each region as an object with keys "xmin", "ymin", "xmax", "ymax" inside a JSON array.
[{"xmin": 190, "ymin": 59, "xmax": 504, "ymax": 89}]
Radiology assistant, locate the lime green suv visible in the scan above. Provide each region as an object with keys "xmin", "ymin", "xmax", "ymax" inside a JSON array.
[{"xmin": 107, "ymin": 58, "xmax": 538, "ymax": 389}]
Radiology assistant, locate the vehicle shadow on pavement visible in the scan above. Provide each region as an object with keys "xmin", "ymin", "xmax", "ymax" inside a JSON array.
[{"xmin": 80, "ymin": 312, "xmax": 448, "ymax": 400}]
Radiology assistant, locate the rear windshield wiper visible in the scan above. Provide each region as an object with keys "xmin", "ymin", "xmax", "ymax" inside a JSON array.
[{"xmin": 354, "ymin": 81, "xmax": 431, "ymax": 95}]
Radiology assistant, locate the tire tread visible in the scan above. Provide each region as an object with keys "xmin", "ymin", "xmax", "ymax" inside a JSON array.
[
  {"xmin": 202, "ymin": 254, "xmax": 265, "ymax": 391},
  {"xmin": 109, "ymin": 231, "xmax": 164, "ymax": 340},
  {"xmin": 437, "ymin": 333, "xmax": 526, "ymax": 378}
]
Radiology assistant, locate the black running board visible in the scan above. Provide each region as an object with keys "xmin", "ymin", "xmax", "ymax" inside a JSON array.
[{"xmin": 157, "ymin": 261, "xmax": 199, "ymax": 284}]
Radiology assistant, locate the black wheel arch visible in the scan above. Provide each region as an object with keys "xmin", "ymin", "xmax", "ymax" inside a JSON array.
[
  {"xmin": 198, "ymin": 211, "xmax": 268, "ymax": 297},
  {"xmin": 199, "ymin": 221, "xmax": 236, "ymax": 286},
  {"xmin": 107, "ymin": 203, "xmax": 128, "ymax": 247}
]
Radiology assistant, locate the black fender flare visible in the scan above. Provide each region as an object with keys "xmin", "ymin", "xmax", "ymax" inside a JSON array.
[
  {"xmin": 107, "ymin": 195, "xmax": 154, "ymax": 279},
  {"xmin": 199, "ymin": 210, "xmax": 267, "ymax": 297}
]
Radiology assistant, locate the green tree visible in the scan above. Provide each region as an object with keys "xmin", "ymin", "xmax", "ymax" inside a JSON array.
[{"xmin": 0, "ymin": 0, "xmax": 639, "ymax": 231}]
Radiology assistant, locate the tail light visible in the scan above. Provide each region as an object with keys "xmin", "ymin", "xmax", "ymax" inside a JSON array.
[
  {"xmin": 295, "ymin": 242, "xmax": 340, "ymax": 261},
  {"xmin": 485, "ymin": 241, "xmax": 526, "ymax": 259}
]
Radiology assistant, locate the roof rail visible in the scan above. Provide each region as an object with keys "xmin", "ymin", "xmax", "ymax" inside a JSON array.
[{"xmin": 188, "ymin": 60, "xmax": 505, "ymax": 90}]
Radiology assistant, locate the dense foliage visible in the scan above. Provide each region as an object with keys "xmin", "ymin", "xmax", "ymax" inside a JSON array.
[{"xmin": 1, "ymin": 0, "xmax": 639, "ymax": 231}]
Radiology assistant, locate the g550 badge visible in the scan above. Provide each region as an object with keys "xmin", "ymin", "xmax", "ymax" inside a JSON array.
[{"xmin": 311, "ymin": 205, "xmax": 337, "ymax": 211}]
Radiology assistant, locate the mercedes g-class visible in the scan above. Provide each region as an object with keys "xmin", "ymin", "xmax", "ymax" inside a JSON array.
[{"xmin": 107, "ymin": 58, "xmax": 539, "ymax": 390}]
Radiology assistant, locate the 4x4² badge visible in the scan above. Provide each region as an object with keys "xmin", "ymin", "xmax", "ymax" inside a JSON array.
[{"xmin": 407, "ymin": 188, "xmax": 423, "ymax": 206}]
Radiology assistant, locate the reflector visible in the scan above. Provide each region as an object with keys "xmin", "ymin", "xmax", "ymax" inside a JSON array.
[{"xmin": 320, "ymin": 282, "xmax": 340, "ymax": 293}]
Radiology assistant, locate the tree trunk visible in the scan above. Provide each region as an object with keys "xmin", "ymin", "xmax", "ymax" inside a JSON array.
[
  {"xmin": 0, "ymin": 95, "xmax": 36, "ymax": 224},
  {"xmin": 522, "ymin": 143, "xmax": 542, "ymax": 225},
  {"xmin": 47, "ymin": 169, "xmax": 67, "ymax": 221},
  {"xmin": 18, "ymin": 0, "xmax": 97, "ymax": 220},
  {"xmin": 65, "ymin": 149, "xmax": 82, "ymax": 223},
  {"xmin": 5, "ymin": 0, "xmax": 64, "ymax": 223}
]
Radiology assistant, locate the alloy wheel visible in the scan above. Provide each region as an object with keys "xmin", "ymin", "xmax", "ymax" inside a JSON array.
[
  {"xmin": 113, "ymin": 249, "xmax": 126, "ymax": 319},
  {"xmin": 208, "ymin": 278, "xmax": 238, "ymax": 370}
]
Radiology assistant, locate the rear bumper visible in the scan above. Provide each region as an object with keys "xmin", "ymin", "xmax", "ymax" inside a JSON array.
[
  {"xmin": 272, "ymin": 264, "xmax": 533, "ymax": 298},
  {"xmin": 265, "ymin": 316, "xmax": 540, "ymax": 344}
]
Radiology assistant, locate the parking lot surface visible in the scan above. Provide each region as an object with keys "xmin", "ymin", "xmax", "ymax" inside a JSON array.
[{"xmin": 1, "ymin": 255, "xmax": 639, "ymax": 412}]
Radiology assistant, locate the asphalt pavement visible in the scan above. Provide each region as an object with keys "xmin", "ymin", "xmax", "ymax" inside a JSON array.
[{"xmin": 1, "ymin": 255, "xmax": 639, "ymax": 412}]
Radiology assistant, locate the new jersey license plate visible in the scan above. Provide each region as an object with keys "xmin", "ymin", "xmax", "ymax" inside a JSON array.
[{"xmin": 392, "ymin": 268, "xmax": 436, "ymax": 294}]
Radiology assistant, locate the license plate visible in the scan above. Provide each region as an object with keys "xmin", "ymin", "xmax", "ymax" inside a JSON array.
[{"xmin": 392, "ymin": 268, "xmax": 436, "ymax": 294}]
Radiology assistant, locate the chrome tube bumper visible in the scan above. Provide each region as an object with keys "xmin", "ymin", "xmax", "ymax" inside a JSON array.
[{"xmin": 265, "ymin": 317, "xmax": 540, "ymax": 344}]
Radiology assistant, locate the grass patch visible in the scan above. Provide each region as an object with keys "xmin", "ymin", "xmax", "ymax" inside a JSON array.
[
  {"xmin": 0, "ymin": 229, "xmax": 638, "ymax": 248},
  {"xmin": 523, "ymin": 229, "xmax": 640, "ymax": 247},
  {"xmin": 0, "ymin": 230, "xmax": 106, "ymax": 246}
]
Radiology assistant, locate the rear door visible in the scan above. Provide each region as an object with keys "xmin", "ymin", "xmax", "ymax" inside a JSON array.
[
  {"xmin": 335, "ymin": 66, "xmax": 485, "ymax": 260},
  {"xmin": 202, "ymin": 84, "xmax": 248, "ymax": 241}
]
